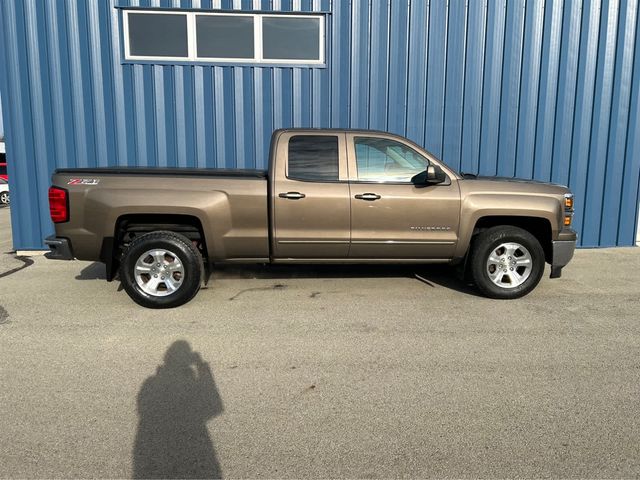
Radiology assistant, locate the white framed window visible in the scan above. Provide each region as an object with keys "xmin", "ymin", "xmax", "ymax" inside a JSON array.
[{"xmin": 122, "ymin": 10, "xmax": 325, "ymax": 65}]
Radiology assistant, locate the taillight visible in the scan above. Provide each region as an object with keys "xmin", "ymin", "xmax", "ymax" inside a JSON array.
[{"xmin": 48, "ymin": 187, "xmax": 68, "ymax": 223}]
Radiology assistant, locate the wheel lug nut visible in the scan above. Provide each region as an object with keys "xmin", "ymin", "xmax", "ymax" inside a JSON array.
[
  {"xmin": 154, "ymin": 274, "xmax": 158, "ymax": 278},
  {"xmin": 161, "ymin": 276, "xmax": 165, "ymax": 280},
  {"xmin": 510, "ymin": 267, "xmax": 514, "ymax": 271},
  {"xmin": 156, "ymin": 263, "xmax": 161, "ymax": 267}
]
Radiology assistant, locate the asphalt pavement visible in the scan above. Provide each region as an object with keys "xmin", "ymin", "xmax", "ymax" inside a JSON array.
[{"xmin": 1, "ymin": 206, "xmax": 639, "ymax": 478}]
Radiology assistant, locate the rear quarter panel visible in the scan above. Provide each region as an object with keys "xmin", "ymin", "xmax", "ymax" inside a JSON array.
[{"xmin": 51, "ymin": 173, "xmax": 269, "ymax": 261}]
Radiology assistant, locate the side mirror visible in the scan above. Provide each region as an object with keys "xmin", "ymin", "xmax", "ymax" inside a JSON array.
[
  {"xmin": 426, "ymin": 165, "xmax": 438, "ymax": 181},
  {"xmin": 411, "ymin": 164, "xmax": 447, "ymax": 187}
]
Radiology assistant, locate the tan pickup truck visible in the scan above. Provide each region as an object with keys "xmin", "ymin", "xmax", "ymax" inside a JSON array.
[{"xmin": 45, "ymin": 129, "xmax": 576, "ymax": 308}]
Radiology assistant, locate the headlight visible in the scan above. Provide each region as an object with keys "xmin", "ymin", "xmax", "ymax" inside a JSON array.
[
  {"xmin": 563, "ymin": 193, "xmax": 574, "ymax": 226},
  {"xmin": 564, "ymin": 193, "xmax": 574, "ymax": 210}
]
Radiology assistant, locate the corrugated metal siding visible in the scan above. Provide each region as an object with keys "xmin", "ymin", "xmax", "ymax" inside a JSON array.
[{"xmin": 0, "ymin": 0, "xmax": 639, "ymax": 250}]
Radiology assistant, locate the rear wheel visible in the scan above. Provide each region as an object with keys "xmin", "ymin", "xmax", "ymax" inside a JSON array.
[
  {"xmin": 120, "ymin": 231, "xmax": 203, "ymax": 308},
  {"xmin": 470, "ymin": 226, "xmax": 545, "ymax": 299},
  {"xmin": 0, "ymin": 192, "xmax": 8, "ymax": 205}
]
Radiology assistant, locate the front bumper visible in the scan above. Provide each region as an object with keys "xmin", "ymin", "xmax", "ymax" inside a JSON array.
[
  {"xmin": 549, "ymin": 229, "xmax": 577, "ymax": 278},
  {"xmin": 44, "ymin": 235, "xmax": 74, "ymax": 260}
]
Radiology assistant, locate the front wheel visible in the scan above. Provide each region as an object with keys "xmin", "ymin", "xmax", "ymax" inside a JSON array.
[
  {"xmin": 120, "ymin": 231, "xmax": 203, "ymax": 308},
  {"xmin": 0, "ymin": 192, "xmax": 9, "ymax": 205},
  {"xmin": 469, "ymin": 226, "xmax": 545, "ymax": 299}
]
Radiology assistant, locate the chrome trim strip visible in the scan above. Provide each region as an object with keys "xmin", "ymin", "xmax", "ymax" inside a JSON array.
[
  {"xmin": 277, "ymin": 240, "xmax": 455, "ymax": 245},
  {"xmin": 277, "ymin": 240, "xmax": 349, "ymax": 244},
  {"xmin": 272, "ymin": 258, "xmax": 452, "ymax": 264},
  {"xmin": 351, "ymin": 240, "xmax": 456, "ymax": 245}
]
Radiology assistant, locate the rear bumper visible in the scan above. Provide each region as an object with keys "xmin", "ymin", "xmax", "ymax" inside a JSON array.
[
  {"xmin": 550, "ymin": 229, "xmax": 577, "ymax": 278},
  {"xmin": 44, "ymin": 235, "xmax": 74, "ymax": 260}
]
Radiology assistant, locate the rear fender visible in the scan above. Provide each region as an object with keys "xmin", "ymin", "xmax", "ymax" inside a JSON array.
[{"xmin": 85, "ymin": 188, "xmax": 232, "ymax": 261}]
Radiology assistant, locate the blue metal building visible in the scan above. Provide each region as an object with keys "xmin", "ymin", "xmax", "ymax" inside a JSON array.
[{"xmin": 0, "ymin": 0, "xmax": 639, "ymax": 250}]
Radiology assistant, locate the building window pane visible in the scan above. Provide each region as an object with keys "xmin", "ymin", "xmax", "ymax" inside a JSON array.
[
  {"xmin": 196, "ymin": 15, "xmax": 254, "ymax": 59},
  {"xmin": 127, "ymin": 13, "xmax": 188, "ymax": 58},
  {"xmin": 263, "ymin": 17, "xmax": 320, "ymax": 60},
  {"xmin": 354, "ymin": 137, "xmax": 428, "ymax": 182},
  {"xmin": 124, "ymin": 10, "xmax": 324, "ymax": 65},
  {"xmin": 288, "ymin": 136, "xmax": 339, "ymax": 181}
]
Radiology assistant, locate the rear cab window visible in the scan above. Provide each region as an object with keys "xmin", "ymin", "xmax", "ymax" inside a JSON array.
[{"xmin": 287, "ymin": 135, "xmax": 339, "ymax": 182}]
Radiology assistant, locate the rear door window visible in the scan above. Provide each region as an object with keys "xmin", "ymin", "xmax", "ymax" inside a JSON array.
[{"xmin": 287, "ymin": 135, "xmax": 339, "ymax": 181}]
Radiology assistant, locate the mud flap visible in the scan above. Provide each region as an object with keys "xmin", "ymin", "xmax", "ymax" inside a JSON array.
[{"xmin": 550, "ymin": 265, "xmax": 563, "ymax": 279}]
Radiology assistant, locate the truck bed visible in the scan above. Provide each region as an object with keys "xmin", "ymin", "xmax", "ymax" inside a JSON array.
[{"xmin": 51, "ymin": 168, "xmax": 269, "ymax": 262}]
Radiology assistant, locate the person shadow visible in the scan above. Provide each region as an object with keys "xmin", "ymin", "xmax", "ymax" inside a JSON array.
[{"xmin": 133, "ymin": 341, "xmax": 224, "ymax": 479}]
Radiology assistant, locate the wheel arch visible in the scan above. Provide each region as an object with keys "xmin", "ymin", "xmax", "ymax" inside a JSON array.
[
  {"xmin": 103, "ymin": 213, "xmax": 208, "ymax": 281},
  {"xmin": 468, "ymin": 215, "xmax": 553, "ymax": 264}
]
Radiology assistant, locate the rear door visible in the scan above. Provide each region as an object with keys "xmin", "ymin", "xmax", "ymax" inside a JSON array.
[
  {"xmin": 347, "ymin": 133, "xmax": 460, "ymax": 259},
  {"xmin": 271, "ymin": 132, "xmax": 351, "ymax": 259}
]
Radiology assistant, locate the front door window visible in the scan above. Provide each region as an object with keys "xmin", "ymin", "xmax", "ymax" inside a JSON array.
[{"xmin": 354, "ymin": 137, "xmax": 428, "ymax": 183}]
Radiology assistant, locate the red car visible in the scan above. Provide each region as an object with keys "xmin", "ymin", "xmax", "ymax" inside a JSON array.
[{"xmin": 0, "ymin": 152, "xmax": 6, "ymax": 181}]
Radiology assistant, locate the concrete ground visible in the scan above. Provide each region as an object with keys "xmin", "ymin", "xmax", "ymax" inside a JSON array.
[{"xmin": 0, "ymin": 205, "xmax": 639, "ymax": 478}]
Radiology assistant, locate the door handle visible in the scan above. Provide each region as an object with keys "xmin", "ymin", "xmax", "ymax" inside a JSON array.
[
  {"xmin": 354, "ymin": 193, "xmax": 381, "ymax": 201},
  {"xmin": 279, "ymin": 191, "xmax": 306, "ymax": 200}
]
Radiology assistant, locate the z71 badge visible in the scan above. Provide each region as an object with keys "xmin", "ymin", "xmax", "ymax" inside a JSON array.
[{"xmin": 68, "ymin": 178, "xmax": 100, "ymax": 185}]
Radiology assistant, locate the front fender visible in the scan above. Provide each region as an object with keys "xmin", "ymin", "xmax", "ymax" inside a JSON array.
[{"xmin": 455, "ymin": 193, "xmax": 562, "ymax": 258}]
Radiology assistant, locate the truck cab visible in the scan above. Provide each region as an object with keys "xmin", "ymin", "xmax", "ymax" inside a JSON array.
[{"xmin": 270, "ymin": 130, "xmax": 460, "ymax": 261}]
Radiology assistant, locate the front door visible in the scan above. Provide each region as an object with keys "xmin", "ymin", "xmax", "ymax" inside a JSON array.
[{"xmin": 347, "ymin": 134, "xmax": 460, "ymax": 259}]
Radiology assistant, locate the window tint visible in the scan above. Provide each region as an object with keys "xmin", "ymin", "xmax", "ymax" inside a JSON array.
[
  {"xmin": 354, "ymin": 137, "xmax": 428, "ymax": 182},
  {"xmin": 128, "ymin": 13, "xmax": 188, "ymax": 57},
  {"xmin": 263, "ymin": 17, "xmax": 320, "ymax": 60},
  {"xmin": 196, "ymin": 15, "xmax": 254, "ymax": 59},
  {"xmin": 288, "ymin": 136, "xmax": 339, "ymax": 181},
  {"xmin": 0, "ymin": 165, "xmax": 6, "ymax": 177}
]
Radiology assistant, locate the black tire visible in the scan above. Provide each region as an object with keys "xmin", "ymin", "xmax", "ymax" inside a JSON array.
[
  {"xmin": 469, "ymin": 226, "xmax": 545, "ymax": 299},
  {"xmin": 120, "ymin": 230, "xmax": 203, "ymax": 308}
]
